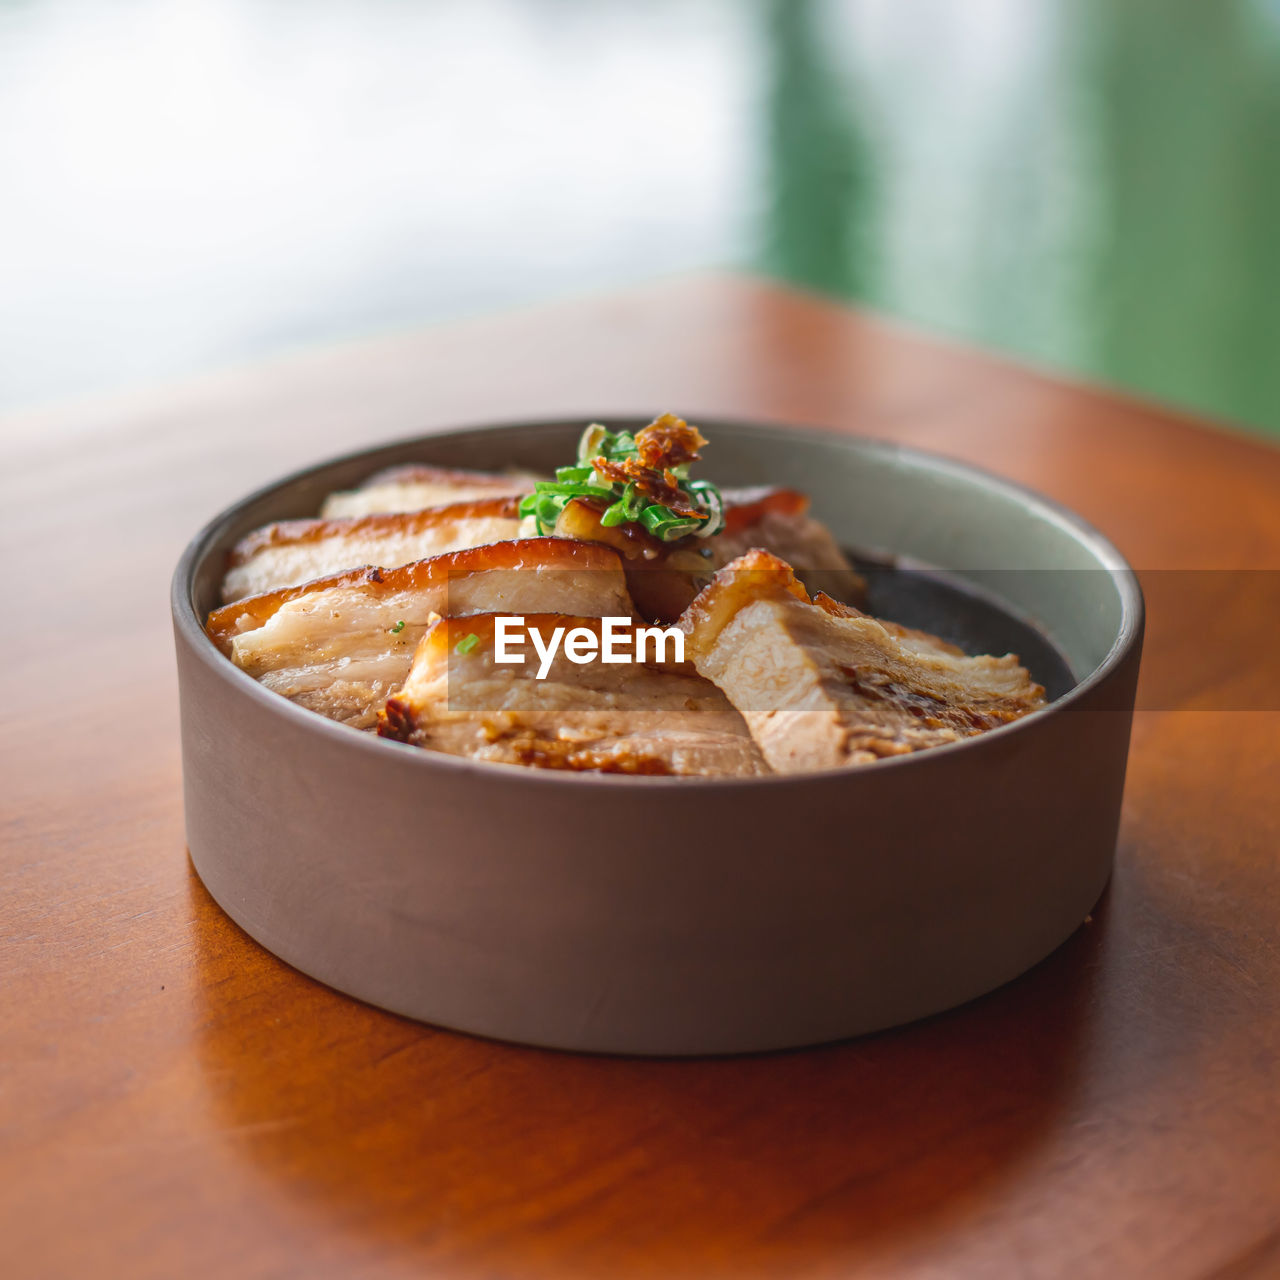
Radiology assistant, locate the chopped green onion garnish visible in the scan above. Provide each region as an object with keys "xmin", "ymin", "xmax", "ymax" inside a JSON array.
[
  {"xmin": 454, "ymin": 633, "xmax": 480, "ymax": 654},
  {"xmin": 535, "ymin": 481, "xmax": 614, "ymax": 499},
  {"xmin": 530, "ymin": 421, "xmax": 725, "ymax": 541},
  {"xmin": 602, "ymin": 431, "xmax": 636, "ymax": 459},
  {"xmin": 599, "ymin": 480, "xmax": 643, "ymax": 526},
  {"xmin": 535, "ymin": 492, "xmax": 569, "ymax": 531},
  {"xmin": 390, "ymin": 619, "xmax": 406, "ymax": 634},
  {"xmin": 577, "ymin": 423, "xmax": 608, "ymax": 464},
  {"xmin": 685, "ymin": 479, "xmax": 725, "ymax": 537},
  {"xmin": 640, "ymin": 504, "xmax": 700, "ymax": 538}
]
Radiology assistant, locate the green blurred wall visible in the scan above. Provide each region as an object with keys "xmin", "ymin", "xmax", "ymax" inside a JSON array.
[{"xmin": 760, "ymin": 0, "xmax": 1280, "ymax": 435}]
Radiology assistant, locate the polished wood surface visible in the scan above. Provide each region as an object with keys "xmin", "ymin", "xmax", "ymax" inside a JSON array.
[{"xmin": 3, "ymin": 274, "xmax": 1278, "ymax": 1280}]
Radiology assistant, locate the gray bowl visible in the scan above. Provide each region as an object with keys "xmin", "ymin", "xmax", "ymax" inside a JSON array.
[{"xmin": 172, "ymin": 418, "xmax": 1143, "ymax": 1055}]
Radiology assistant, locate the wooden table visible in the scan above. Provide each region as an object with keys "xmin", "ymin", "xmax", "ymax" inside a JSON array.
[{"xmin": 4, "ymin": 274, "xmax": 1279, "ymax": 1280}]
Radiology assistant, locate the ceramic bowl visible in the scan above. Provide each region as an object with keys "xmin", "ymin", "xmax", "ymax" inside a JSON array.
[{"xmin": 172, "ymin": 418, "xmax": 1143, "ymax": 1055}]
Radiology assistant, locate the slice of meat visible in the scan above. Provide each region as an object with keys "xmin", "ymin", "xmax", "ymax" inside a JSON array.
[
  {"xmin": 713, "ymin": 486, "xmax": 866, "ymax": 606},
  {"xmin": 679, "ymin": 550, "xmax": 1046, "ymax": 774},
  {"xmin": 220, "ymin": 496, "xmax": 523, "ymax": 602},
  {"xmin": 320, "ymin": 464, "xmax": 540, "ymax": 518},
  {"xmin": 379, "ymin": 614, "xmax": 768, "ymax": 777},
  {"xmin": 206, "ymin": 539, "xmax": 633, "ymax": 729}
]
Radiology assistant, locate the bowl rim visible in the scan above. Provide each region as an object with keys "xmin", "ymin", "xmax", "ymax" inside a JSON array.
[{"xmin": 172, "ymin": 415, "xmax": 1145, "ymax": 791}]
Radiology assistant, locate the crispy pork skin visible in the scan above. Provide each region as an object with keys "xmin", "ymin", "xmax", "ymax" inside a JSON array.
[
  {"xmin": 810, "ymin": 591, "xmax": 966, "ymax": 658},
  {"xmin": 679, "ymin": 550, "xmax": 1045, "ymax": 773},
  {"xmin": 379, "ymin": 614, "xmax": 768, "ymax": 776},
  {"xmin": 205, "ymin": 540, "xmax": 633, "ymax": 729},
  {"xmin": 320, "ymin": 464, "xmax": 540, "ymax": 518},
  {"xmin": 221, "ymin": 497, "xmax": 523, "ymax": 602},
  {"xmin": 714, "ymin": 487, "xmax": 866, "ymax": 605}
]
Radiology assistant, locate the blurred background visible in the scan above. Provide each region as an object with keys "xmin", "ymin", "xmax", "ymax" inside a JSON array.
[{"xmin": 3, "ymin": 0, "xmax": 1279, "ymax": 434}]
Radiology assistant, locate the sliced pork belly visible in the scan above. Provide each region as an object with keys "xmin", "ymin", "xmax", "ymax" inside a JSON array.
[
  {"xmin": 714, "ymin": 487, "xmax": 866, "ymax": 605},
  {"xmin": 379, "ymin": 614, "xmax": 768, "ymax": 777},
  {"xmin": 679, "ymin": 550, "xmax": 1045, "ymax": 774},
  {"xmin": 321, "ymin": 464, "xmax": 540, "ymax": 518},
  {"xmin": 221, "ymin": 496, "xmax": 522, "ymax": 602},
  {"xmin": 205, "ymin": 540, "xmax": 633, "ymax": 729}
]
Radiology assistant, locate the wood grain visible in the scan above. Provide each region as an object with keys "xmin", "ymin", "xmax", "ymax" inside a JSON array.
[{"xmin": 3, "ymin": 273, "xmax": 1278, "ymax": 1280}]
